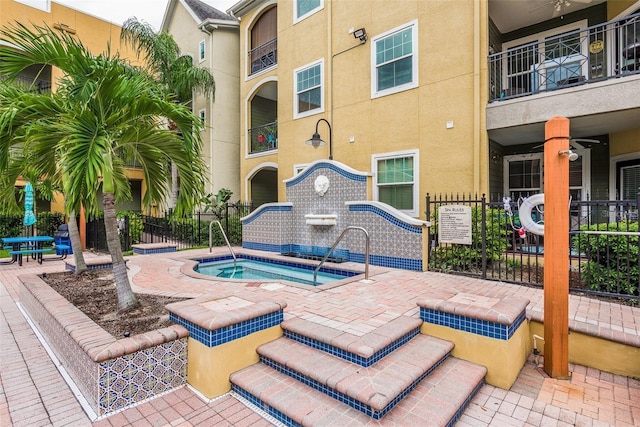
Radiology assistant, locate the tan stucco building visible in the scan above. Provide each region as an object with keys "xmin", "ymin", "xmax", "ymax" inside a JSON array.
[
  {"xmin": 229, "ymin": 0, "xmax": 639, "ymax": 219},
  {"xmin": 162, "ymin": 0, "xmax": 241, "ymax": 199}
]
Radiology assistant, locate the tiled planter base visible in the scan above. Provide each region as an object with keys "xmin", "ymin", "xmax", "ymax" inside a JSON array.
[{"xmin": 17, "ymin": 273, "xmax": 188, "ymax": 419}]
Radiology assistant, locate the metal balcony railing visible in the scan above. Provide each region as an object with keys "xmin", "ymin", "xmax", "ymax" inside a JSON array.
[
  {"xmin": 248, "ymin": 121, "xmax": 277, "ymax": 155},
  {"xmin": 489, "ymin": 13, "xmax": 640, "ymax": 102},
  {"xmin": 7, "ymin": 75, "xmax": 52, "ymax": 93},
  {"xmin": 249, "ymin": 38, "xmax": 277, "ymax": 75}
]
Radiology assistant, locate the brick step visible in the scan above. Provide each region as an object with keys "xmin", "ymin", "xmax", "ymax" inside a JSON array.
[
  {"xmin": 231, "ymin": 356, "xmax": 486, "ymax": 426},
  {"xmin": 258, "ymin": 333, "xmax": 454, "ymax": 418},
  {"xmin": 281, "ymin": 315, "xmax": 423, "ymax": 366}
]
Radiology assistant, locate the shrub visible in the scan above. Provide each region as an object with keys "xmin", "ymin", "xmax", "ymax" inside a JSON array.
[
  {"xmin": 572, "ymin": 221, "xmax": 639, "ymax": 295},
  {"xmin": 430, "ymin": 206, "xmax": 508, "ymax": 271},
  {"xmin": 117, "ymin": 211, "xmax": 143, "ymax": 244}
]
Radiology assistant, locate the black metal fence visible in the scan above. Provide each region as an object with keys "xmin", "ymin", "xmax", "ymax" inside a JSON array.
[
  {"xmin": 426, "ymin": 193, "xmax": 639, "ymax": 302},
  {"xmin": 86, "ymin": 202, "xmax": 253, "ymax": 252}
]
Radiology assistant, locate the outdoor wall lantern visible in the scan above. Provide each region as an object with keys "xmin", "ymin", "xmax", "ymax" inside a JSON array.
[
  {"xmin": 353, "ymin": 28, "xmax": 367, "ymax": 44},
  {"xmin": 305, "ymin": 118, "xmax": 333, "ymax": 160},
  {"xmin": 559, "ymin": 149, "xmax": 579, "ymax": 161}
]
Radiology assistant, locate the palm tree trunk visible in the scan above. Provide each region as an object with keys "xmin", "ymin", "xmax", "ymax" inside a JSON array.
[
  {"xmin": 102, "ymin": 192, "xmax": 138, "ymax": 311},
  {"xmin": 67, "ymin": 210, "xmax": 88, "ymax": 274},
  {"xmin": 170, "ymin": 162, "xmax": 179, "ymax": 209}
]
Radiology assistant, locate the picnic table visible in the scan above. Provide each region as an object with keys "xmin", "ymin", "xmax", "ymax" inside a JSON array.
[{"xmin": 1, "ymin": 236, "xmax": 55, "ymax": 266}]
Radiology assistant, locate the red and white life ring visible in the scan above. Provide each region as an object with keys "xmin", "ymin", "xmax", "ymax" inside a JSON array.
[{"xmin": 519, "ymin": 193, "xmax": 545, "ymax": 236}]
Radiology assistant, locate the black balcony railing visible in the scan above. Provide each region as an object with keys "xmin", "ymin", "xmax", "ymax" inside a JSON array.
[
  {"xmin": 248, "ymin": 121, "xmax": 277, "ymax": 155},
  {"xmin": 489, "ymin": 13, "xmax": 640, "ymax": 102},
  {"xmin": 8, "ymin": 75, "xmax": 52, "ymax": 93},
  {"xmin": 249, "ymin": 38, "xmax": 277, "ymax": 75}
]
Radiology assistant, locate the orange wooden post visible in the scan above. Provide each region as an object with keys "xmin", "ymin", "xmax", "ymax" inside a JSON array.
[{"xmin": 543, "ymin": 116, "xmax": 570, "ymax": 379}]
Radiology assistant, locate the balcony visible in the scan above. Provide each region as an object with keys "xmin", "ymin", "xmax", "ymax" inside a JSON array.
[
  {"xmin": 249, "ymin": 38, "xmax": 277, "ymax": 75},
  {"xmin": 248, "ymin": 121, "xmax": 277, "ymax": 155},
  {"xmin": 3, "ymin": 74, "xmax": 51, "ymax": 94},
  {"xmin": 487, "ymin": 12, "xmax": 640, "ymax": 145},
  {"xmin": 489, "ymin": 13, "xmax": 639, "ymax": 102}
]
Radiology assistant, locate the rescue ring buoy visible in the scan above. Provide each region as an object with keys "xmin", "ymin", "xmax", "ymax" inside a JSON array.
[{"xmin": 519, "ymin": 193, "xmax": 545, "ymax": 236}]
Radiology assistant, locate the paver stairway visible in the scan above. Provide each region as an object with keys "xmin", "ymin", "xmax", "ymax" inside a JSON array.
[{"xmin": 230, "ymin": 316, "xmax": 487, "ymax": 426}]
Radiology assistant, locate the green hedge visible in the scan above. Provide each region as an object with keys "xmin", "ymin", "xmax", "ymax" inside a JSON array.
[
  {"xmin": 0, "ymin": 212, "xmax": 64, "ymax": 238},
  {"xmin": 430, "ymin": 207, "xmax": 508, "ymax": 271},
  {"xmin": 572, "ymin": 222, "xmax": 639, "ymax": 295}
]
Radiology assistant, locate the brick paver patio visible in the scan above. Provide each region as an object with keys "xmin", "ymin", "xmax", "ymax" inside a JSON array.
[{"xmin": 1, "ymin": 248, "xmax": 638, "ymax": 426}]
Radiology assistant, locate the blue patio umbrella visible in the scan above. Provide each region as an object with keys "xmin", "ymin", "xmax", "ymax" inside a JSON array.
[{"xmin": 23, "ymin": 182, "xmax": 37, "ymax": 227}]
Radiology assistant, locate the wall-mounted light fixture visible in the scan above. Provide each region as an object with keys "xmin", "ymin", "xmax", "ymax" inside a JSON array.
[
  {"xmin": 353, "ymin": 28, "xmax": 367, "ymax": 44},
  {"xmin": 305, "ymin": 118, "xmax": 333, "ymax": 160},
  {"xmin": 53, "ymin": 23, "xmax": 76, "ymax": 35},
  {"xmin": 558, "ymin": 149, "xmax": 579, "ymax": 161}
]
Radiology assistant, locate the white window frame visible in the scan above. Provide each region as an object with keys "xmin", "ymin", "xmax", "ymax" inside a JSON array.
[
  {"xmin": 503, "ymin": 153, "xmax": 543, "ymax": 196},
  {"xmin": 198, "ymin": 109, "xmax": 206, "ymax": 123},
  {"xmin": 198, "ymin": 40, "xmax": 206, "ymax": 63},
  {"xmin": 371, "ymin": 20, "xmax": 418, "ymax": 99},
  {"xmin": 372, "ymin": 149, "xmax": 419, "ymax": 217},
  {"xmin": 293, "ymin": 59, "xmax": 324, "ymax": 119},
  {"xmin": 16, "ymin": 0, "xmax": 50, "ymax": 12},
  {"xmin": 294, "ymin": 0, "xmax": 323, "ymax": 23}
]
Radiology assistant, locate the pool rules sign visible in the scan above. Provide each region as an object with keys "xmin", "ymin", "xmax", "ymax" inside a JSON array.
[{"xmin": 438, "ymin": 205, "xmax": 472, "ymax": 245}]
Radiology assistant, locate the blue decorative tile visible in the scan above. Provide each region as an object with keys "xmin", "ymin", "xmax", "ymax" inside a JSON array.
[
  {"xmin": 170, "ymin": 310, "xmax": 284, "ymax": 347},
  {"xmin": 242, "ymin": 205, "xmax": 293, "ymax": 225},
  {"xmin": 420, "ymin": 308, "xmax": 526, "ymax": 341},
  {"xmin": 286, "ymin": 162, "xmax": 367, "ymax": 188},
  {"xmin": 284, "ymin": 328, "xmax": 419, "ymax": 368},
  {"xmin": 259, "ymin": 334, "xmax": 444, "ymax": 420},
  {"xmin": 348, "ymin": 204, "xmax": 423, "ymax": 233}
]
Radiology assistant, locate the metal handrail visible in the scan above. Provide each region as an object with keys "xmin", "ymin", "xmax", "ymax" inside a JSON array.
[
  {"xmin": 313, "ymin": 226, "xmax": 369, "ymax": 284},
  {"xmin": 209, "ymin": 220, "xmax": 236, "ymax": 267}
]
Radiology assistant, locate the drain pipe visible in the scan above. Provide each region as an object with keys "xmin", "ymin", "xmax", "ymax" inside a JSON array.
[{"xmin": 532, "ymin": 334, "xmax": 544, "ymax": 365}]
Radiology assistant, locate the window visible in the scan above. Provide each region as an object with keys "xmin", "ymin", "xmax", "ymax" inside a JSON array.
[
  {"xmin": 372, "ymin": 150, "xmax": 418, "ymax": 216},
  {"xmin": 295, "ymin": 0, "xmax": 322, "ymax": 22},
  {"xmin": 199, "ymin": 40, "xmax": 206, "ymax": 63},
  {"xmin": 504, "ymin": 154, "xmax": 543, "ymax": 197},
  {"xmin": 371, "ymin": 21, "xmax": 418, "ymax": 98},
  {"xmin": 198, "ymin": 109, "xmax": 206, "ymax": 123},
  {"xmin": 294, "ymin": 60, "xmax": 323, "ymax": 118}
]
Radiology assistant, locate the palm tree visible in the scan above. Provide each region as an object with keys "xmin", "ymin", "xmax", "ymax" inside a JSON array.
[
  {"xmin": 0, "ymin": 90, "xmax": 89, "ymax": 274},
  {"xmin": 0, "ymin": 23, "xmax": 207, "ymax": 310},
  {"xmin": 121, "ymin": 18, "xmax": 215, "ymax": 209}
]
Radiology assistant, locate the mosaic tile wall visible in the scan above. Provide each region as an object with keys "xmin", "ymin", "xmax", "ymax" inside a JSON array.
[
  {"xmin": 243, "ymin": 161, "xmax": 427, "ymax": 271},
  {"xmin": 97, "ymin": 339, "xmax": 187, "ymax": 414},
  {"xmin": 20, "ymin": 280, "xmax": 187, "ymax": 418},
  {"xmin": 242, "ymin": 203, "xmax": 293, "ymax": 254},
  {"xmin": 20, "ymin": 283, "xmax": 101, "ymax": 414}
]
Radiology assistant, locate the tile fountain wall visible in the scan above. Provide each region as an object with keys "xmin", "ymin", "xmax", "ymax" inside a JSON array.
[{"xmin": 242, "ymin": 160, "xmax": 429, "ymax": 271}]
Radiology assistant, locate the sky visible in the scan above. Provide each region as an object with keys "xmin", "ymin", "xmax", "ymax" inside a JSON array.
[{"xmin": 52, "ymin": 0, "xmax": 238, "ymax": 30}]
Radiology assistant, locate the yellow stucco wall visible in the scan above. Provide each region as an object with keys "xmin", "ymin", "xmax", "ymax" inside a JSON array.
[
  {"xmin": 529, "ymin": 322, "xmax": 640, "ymax": 379},
  {"xmin": 238, "ymin": 0, "xmax": 490, "ymax": 217},
  {"xmin": 186, "ymin": 326, "xmax": 282, "ymax": 399},
  {"xmin": 609, "ymin": 127, "xmax": 640, "ymax": 156},
  {"xmin": 607, "ymin": 0, "xmax": 640, "ymax": 17},
  {"xmin": 421, "ymin": 320, "xmax": 530, "ymax": 390}
]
